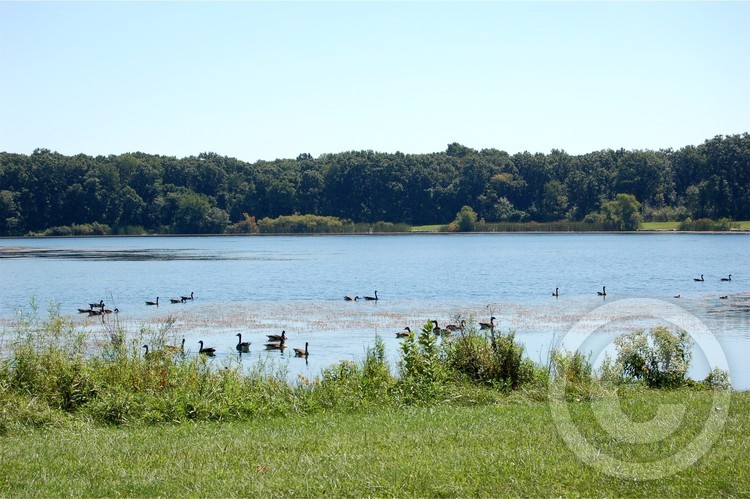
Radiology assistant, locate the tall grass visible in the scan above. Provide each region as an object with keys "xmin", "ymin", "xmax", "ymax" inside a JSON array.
[{"xmin": 0, "ymin": 307, "xmax": 732, "ymax": 433}]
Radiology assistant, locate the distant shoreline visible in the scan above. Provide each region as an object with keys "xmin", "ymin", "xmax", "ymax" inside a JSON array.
[{"xmin": 1, "ymin": 229, "xmax": 749, "ymax": 241}]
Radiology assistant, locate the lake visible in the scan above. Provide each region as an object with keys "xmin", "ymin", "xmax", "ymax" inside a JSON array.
[{"xmin": 1, "ymin": 233, "xmax": 748, "ymax": 388}]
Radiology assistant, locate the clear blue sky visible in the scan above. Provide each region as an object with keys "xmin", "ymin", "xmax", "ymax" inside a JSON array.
[{"xmin": 1, "ymin": 1, "xmax": 748, "ymax": 163}]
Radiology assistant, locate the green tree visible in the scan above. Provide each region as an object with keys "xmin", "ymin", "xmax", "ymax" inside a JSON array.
[
  {"xmin": 601, "ymin": 193, "xmax": 642, "ymax": 230},
  {"xmin": 448, "ymin": 205, "xmax": 478, "ymax": 232}
]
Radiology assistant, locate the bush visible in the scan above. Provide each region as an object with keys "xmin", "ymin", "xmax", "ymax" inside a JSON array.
[
  {"xmin": 447, "ymin": 206, "xmax": 478, "ymax": 232},
  {"xmin": 614, "ymin": 327, "xmax": 692, "ymax": 388},
  {"xmin": 445, "ymin": 326, "xmax": 536, "ymax": 392},
  {"xmin": 678, "ymin": 217, "xmax": 735, "ymax": 231},
  {"xmin": 703, "ymin": 368, "xmax": 731, "ymax": 390},
  {"xmin": 398, "ymin": 321, "xmax": 448, "ymax": 402}
]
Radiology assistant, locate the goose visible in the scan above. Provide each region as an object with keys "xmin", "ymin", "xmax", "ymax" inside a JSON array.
[
  {"xmin": 265, "ymin": 337, "xmax": 287, "ymax": 349},
  {"xmin": 266, "ymin": 330, "xmax": 287, "ymax": 342},
  {"xmin": 721, "ymin": 275, "xmax": 732, "ymax": 282},
  {"xmin": 293, "ymin": 342, "xmax": 309, "ymax": 357},
  {"xmin": 88, "ymin": 309, "xmax": 103, "ymax": 316},
  {"xmin": 446, "ymin": 320, "xmax": 466, "ymax": 333},
  {"xmin": 198, "ymin": 340, "xmax": 216, "ymax": 356},
  {"xmin": 170, "ymin": 297, "xmax": 184, "ymax": 304},
  {"xmin": 165, "ymin": 338, "xmax": 185, "ymax": 353},
  {"xmin": 103, "ymin": 308, "xmax": 114, "ymax": 314},
  {"xmin": 694, "ymin": 275, "xmax": 704, "ymax": 282},
  {"xmin": 719, "ymin": 295, "xmax": 728, "ymax": 300},
  {"xmin": 146, "ymin": 297, "xmax": 159, "ymax": 306},
  {"xmin": 78, "ymin": 308, "xmax": 92, "ymax": 313},
  {"xmin": 142, "ymin": 344, "xmax": 151, "ymax": 357},
  {"xmin": 396, "ymin": 326, "xmax": 412, "ymax": 338},
  {"xmin": 364, "ymin": 290, "xmax": 379, "ymax": 301},
  {"xmin": 89, "ymin": 300, "xmax": 104, "ymax": 309},
  {"xmin": 674, "ymin": 294, "xmax": 681, "ymax": 299},
  {"xmin": 235, "ymin": 333, "xmax": 251, "ymax": 353},
  {"xmin": 181, "ymin": 292, "xmax": 194, "ymax": 301},
  {"xmin": 597, "ymin": 286, "xmax": 607, "ymax": 296},
  {"xmin": 552, "ymin": 287, "xmax": 559, "ymax": 297},
  {"xmin": 432, "ymin": 320, "xmax": 446, "ymax": 336},
  {"xmin": 344, "ymin": 295, "xmax": 359, "ymax": 301},
  {"xmin": 479, "ymin": 316, "xmax": 496, "ymax": 330}
]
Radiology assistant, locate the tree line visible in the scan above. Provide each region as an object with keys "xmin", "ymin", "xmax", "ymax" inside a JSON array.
[{"xmin": 0, "ymin": 133, "xmax": 748, "ymax": 235}]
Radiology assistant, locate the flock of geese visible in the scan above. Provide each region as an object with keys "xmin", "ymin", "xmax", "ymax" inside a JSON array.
[
  {"xmin": 79, "ymin": 291, "xmax": 313, "ymax": 361},
  {"xmin": 549, "ymin": 274, "xmax": 734, "ymax": 301},
  {"xmin": 142, "ymin": 331, "xmax": 310, "ymax": 359},
  {"xmin": 689, "ymin": 274, "xmax": 733, "ymax": 300},
  {"xmin": 344, "ymin": 291, "xmax": 379, "ymax": 302},
  {"xmin": 99, "ymin": 275, "xmax": 739, "ymax": 359}
]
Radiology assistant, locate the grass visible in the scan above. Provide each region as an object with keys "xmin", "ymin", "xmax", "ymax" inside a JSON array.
[
  {"xmin": 641, "ymin": 221, "xmax": 680, "ymax": 230},
  {"xmin": 411, "ymin": 224, "xmax": 443, "ymax": 232},
  {"xmin": 1, "ymin": 389, "xmax": 748, "ymax": 496},
  {"xmin": 2, "ymin": 306, "xmax": 748, "ymax": 495}
]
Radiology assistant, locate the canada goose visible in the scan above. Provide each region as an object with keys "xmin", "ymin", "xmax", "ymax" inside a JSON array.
[
  {"xmin": 103, "ymin": 308, "xmax": 114, "ymax": 314},
  {"xmin": 719, "ymin": 295, "xmax": 728, "ymax": 300},
  {"xmin": 552, "ymin": 287, "xmax": 559, "ymax": 297},
  {"xmin": 674, "ymin": 294, "xmax": 681, "ymax": 299},
  {"xmin": 264, "ymin": 341, "xmax": 286, "ymax": 350},
  {"xmin": 165, "ymin": 338, "xmax": 185, "ymax": 353},
  {"xmin": 432, "ymin": 320, "xmax": 446, "ymax": 336},
  {"xmin": 142, "ymin": 344, "xmax": 151, "ymax": 357},
  {"xmin": 89, "ymin": 300, "xmax": 104, "ymax": 309},
  {"xmin": 235, "ymin": 333, "xmax": 251, "ymax": 353},
  {"xmin": 78, "ymin": 308, "xmax": 91, "ymax": 313},
  {"xmin": 170, "ymin": 298, "xmax": 184, "ymax": 304},
  {"xmin": 721, "ymin": 275, "xmax": 732, "ymax": 282},
  {"xmin": 198, "ymin": 340, "xmax": 216, "ymax": 356},
  {"xmin": 445, "ymin": 320, "xmax": 466, "ymax": 333},
  {"xmin": 181, "ymin": 292, "xmax": 194, "ymax": 301},
  {"xmin": 266, "ymin": 330, "xmax": 287, "ymax": 342},
  {"xmin": 396, "ymin": 326, "xmax": 412, "ymax": 338},
  {"xmin": 88, "ymin": 309, "xmax": 103, "ymax": 316},
  {"xmin": 293, "ymin": 342, "xmax": 309, "ymax": 357},
  {"xmin": 479, "ymin": 316, "xmax": 496, "ymax": 330},
  {"xmin": 364, "ymin": 291, "xmax": 379, "ymax": 301},
  {"xmin": 597, "ymin": 286, "xmax": 606, "ymax": 296},
  {"xmin": 694, "ymin": 275, "xmax": 704, "ymax": 282},
  {"xmin": 146, "ymin": 297, "xmax": 159, "ymax": 306},
  {"xmin": 344, "ymin": 295, "xmax": 359, "ymax": 301}
]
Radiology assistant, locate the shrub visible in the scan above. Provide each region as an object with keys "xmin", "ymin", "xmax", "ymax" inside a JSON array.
[
  {"xmin": 614, "ymin": 327, "xmax": 692, "ymax": 388},
  {"xmin": 703, "ymin": 368, "xmax": 731, "ymax": 390},
  {"xmin": 678, "ymin": 217, "xmax": 735, "ymax": 231},
  {"xmin": 397, "ymin": 321, "xmax": 448, "ymax": 402},
  {"xmin": 445, "ymin": 326, "xmax": 535, "ymax": 392}
]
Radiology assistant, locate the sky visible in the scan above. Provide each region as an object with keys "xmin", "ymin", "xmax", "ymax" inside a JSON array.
[{"xmin": 1, "ymin": 1, "xmax": 749, "ymax": 163}]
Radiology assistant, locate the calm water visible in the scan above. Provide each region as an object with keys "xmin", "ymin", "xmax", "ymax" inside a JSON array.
[{"xmin": 1, "ymin": 234, "xmax": 748, "ymax": 388}]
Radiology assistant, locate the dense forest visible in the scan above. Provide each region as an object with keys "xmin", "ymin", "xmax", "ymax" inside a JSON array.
[{"xmin": 0, "ymin": 133, "xmax": 748, "ymax": 235}]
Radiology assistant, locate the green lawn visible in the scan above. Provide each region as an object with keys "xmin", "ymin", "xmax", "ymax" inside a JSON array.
[
  {"xmin": 2, "ymin": 390, "xmax": 748, "ymax": 496},
  {"xmin": 641, "ymin": 221, "xmax": 680, "ymax": 230}
]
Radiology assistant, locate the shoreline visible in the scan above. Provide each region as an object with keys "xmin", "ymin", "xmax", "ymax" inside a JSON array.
[{"xmin": 1, "ymin": 229, "xmax": 749, "ymax": 240}]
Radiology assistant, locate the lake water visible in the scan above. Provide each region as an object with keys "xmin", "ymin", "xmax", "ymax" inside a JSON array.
[{"xmin": 1, "ymin": 233, "xmax": 748, "ymax": 388}]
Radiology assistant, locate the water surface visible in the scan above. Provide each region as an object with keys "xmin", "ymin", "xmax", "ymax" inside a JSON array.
[{"xmin": 1, "ymin": 234, "xmax": 748, "ymax": 388}]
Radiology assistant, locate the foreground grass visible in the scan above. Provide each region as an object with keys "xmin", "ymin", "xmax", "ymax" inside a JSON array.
[{"xmin": 1, "ymin": 389, "xmax": 748, "ymax": 496}]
